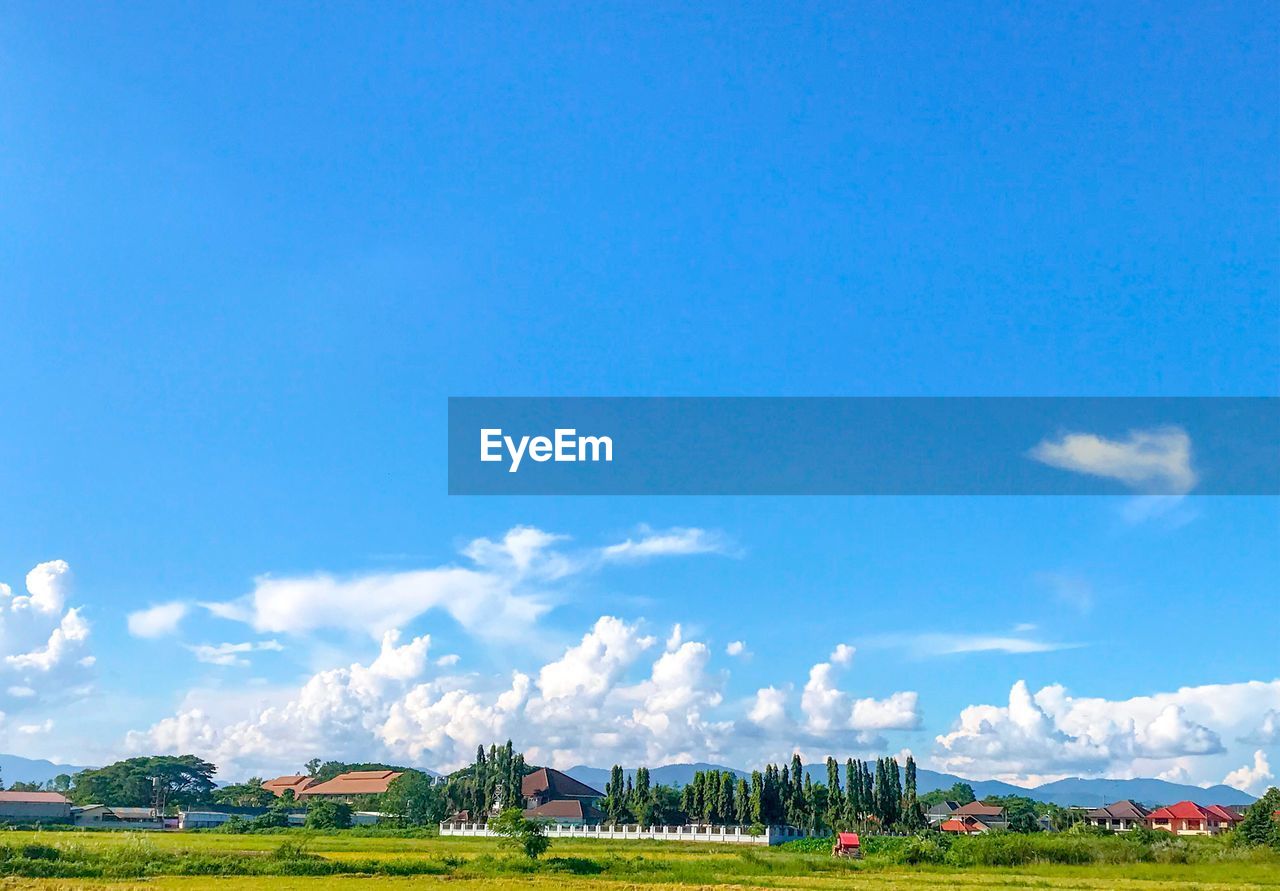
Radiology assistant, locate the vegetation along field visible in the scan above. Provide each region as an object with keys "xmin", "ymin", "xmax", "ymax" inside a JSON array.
[{"xmin": 0, "ymin": 828, "xmax": 1277, "ymax": 890}]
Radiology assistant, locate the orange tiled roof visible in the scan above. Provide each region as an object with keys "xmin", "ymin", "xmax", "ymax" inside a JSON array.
[
  {"xmin": 300, "ymin": 770, "xmax": 403, "ymax": 797},
  {"xmin": 262, "ymin": 775, "xmax": 316, "ymax": 796}
]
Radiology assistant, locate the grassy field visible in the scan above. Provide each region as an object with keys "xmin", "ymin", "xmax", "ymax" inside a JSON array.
[{"xmin": 0, "ymin": 829, "xmax": 1275, "ymax": 890}]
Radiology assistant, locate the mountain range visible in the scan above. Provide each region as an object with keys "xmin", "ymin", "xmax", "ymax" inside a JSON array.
[
  {"xmin": 0, "ymin": 753, "xmax": 90, "ymax": 786},
  {"xmin": 564, "ymin": 762, "xmax": 1257, "ymax": 808}
]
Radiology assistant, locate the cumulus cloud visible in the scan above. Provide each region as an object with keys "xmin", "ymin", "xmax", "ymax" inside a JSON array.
[
  {"xmin": 1029, "ymin": 426, "xmax": 1197, "ymax": 495},
  {"xmin": 6, "ymin": 608, "xmax": 90, "ymax": 671},
  {"xmin": 749, "ymin": 686, "xmax": 789, "ymax": 729},
  {"xmin": 1242, "ymin": 709, "xmax": 1280, "ymax": 746},
  {"xmin": 127, "ymin": 602, "xmax": 189, "ymax": 638},
  {"xmin": 830, "ymin": 644, "xmax": 855, "ymax": 665},
  {"xmin": 187, "ymin": 640, "xmax": 285, "ymax": 667},
  {"xmin": 934, "ymin": 679, "xmax": 1280, "ymax": 783},
  {"xmin": 852, "ymin": 692, "xmax": 922, "ymax": 731},
  {"xmin": 210, "ymin": 525, "xmax": 727, "ymax": 641},
  {"xmin": 125, "ymin": 613, "xmax": 916, "ymax": 778},
  {"xmin": 1223, "ymin": 750, "xmax": 1273, "ymax": 794},
  {"xmin": 0, "ymin": 561, "xmax": 94, "ymax": 712},
  {"xmin": 9, "ymin": 561, "xmax": 71, "ymax": 614},
  {"xmin": 725, "ymin": 641, "xmax": 748, "ymax": 657}
]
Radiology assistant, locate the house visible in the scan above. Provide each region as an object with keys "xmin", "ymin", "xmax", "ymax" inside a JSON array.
[
  {"xmin": 521, "ymin": 768, "xmax": 603, "ymax": 810},
  {"xmin": 939, "ymin": 816, "xmax": 989, "ymax": 834},
  {"xmin": 1205, "ymin": 804, "xmax": 1244, "ymax": 832},
  {"xmin": 1147, "ymin": 801, "xmax": 1239, "ymax": 836},
  {"xmin": 523, "ymin": 799, "xmax": 603, "ymax": 825},
  {"xmin": 925, "ymin": 800, "xmax": 961, "ymax": 826},
  {"xmin": 73, "ymin": 805, "xmax": 165, "ymax": 830},
  {"xmin": 261, "ymin": 775, "xmax": 317, "ymax": 798},
  {"xmin": 952, "ymin": 801, "xmax": 1008, "ymax": 830},
  {"xmin": 298, "ymin": 770, "xmax": 403, "ymax": 802},
  {"xmin": 0, "ymin": 791, "xmax": 72, "ymax": 823},
  {"xmin": 1085, "ymin": 800, "xmax": 1151, "ymax": 832}
]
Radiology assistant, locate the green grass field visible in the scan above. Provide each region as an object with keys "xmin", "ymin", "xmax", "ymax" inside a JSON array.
[{"xmin": 0, "ymin": 829, "xmax": 1276, "ymax": 890}]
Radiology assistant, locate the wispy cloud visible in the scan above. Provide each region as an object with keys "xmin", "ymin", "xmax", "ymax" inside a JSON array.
[
  {"xmin": 1029, "ymin": 425, "xmax": 1197, "ymax": 495},
  {"xmin": 205, "ymin": 525, "xmax": 731, "ymax": 642},
  {"xmin": 599, "ymin": 526, "xmax": 736, "ymax": 563},
  {"xmin": 187, "ymin": 640, "xmax": 285, "ymax": 667},
  {"xmin": 127, "ymin": 602, "xmax": 189, "ymax": 639},
  {"xmin": 869, "ymin": 631, "xmax": 1082, "ymax": 658},
  {"xmin": 1035, "ymin": 572, "xmax": 1094, "ymax": 615}
]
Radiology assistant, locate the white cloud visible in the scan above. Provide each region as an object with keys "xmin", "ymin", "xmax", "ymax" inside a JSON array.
[
  {"xmin": 18, "ymin": 719, "xmax": 53, "ymax": 735},
  {"xmin": 1223, "ymin": 750, "xmax": 1273, "ymax": 794},
  {"xmin": 600, "ymin": 526, "xmax": 734, "ymax": 563},
  {"xmin": 1029, "ymin": 426, "xmax": 1197, "ymax": 495},
  {"xmin": 934, "ymin": 679, "xmax": 1280, "ymax": 783},
  {"xmin": 749, "ymin": 686, "xmax": 789, "ymax": 729},
  {"xmin": 6, "ymin": 608, "xmax": 90, "ymax": 672},
  {"xmin": 0, "ymin": 561, "xmax": 94, "ymax": 713},
  {"xmin": 211, "ymin": 525, "xmax": 726, "ymax": 641},
  {"xmin": 127, "ymin": 602, "xmax": 189, "ymax": 639},
  {"xmin": 725, "ymin": 640, "xmax": 747, "ymax": 657},
  {"xmin": 10, "ymin": 561, "xmax": 71, "ymax": 614},
  {"xmin": 435, "ymin": 654, "xmax": 460, "ymax": 667},
  {"xmin": 881, "ymin": 632, "xmax": 1080, "ymax": 657},
  {"xmin": 830, "ymin": 644, "xmax": 855, "ymax": 665},
  {"xmin": 1241, "ymin": 709, "xmax": 1280, "ymax": 746},
  {"xmin": 187, "ymin": 640, "xmax": 285, "ymax": 667},
  {"xmin": 126, "ymin": 613, "xmax": 916, "ymax": 779},
  {"xmin": 852, "ymin": 691, "xmax": 921, "ymax": 731}
]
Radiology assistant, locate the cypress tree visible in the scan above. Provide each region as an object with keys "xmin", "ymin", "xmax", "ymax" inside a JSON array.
[
  {"xmin": 718, "ymin": 772, "xmax": 735, "ymax": 825},
  {"xmin": 749, "ymin": 770, "xmax": 764, "ymax": 824},
  {"xmin": 845, "ymin": 758, "xmax": 861, "ymax": 825},
  {"xmin": 826, "ymin": 757, "xmax": 842, "ymax": 829},
  {"xmin": 735, "ymin": 777, "xmax": 751, "ymax": 825}
]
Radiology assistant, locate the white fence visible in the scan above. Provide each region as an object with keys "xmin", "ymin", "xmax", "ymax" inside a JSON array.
[{"xmin": 439, "ymin": 821, "xmax": 815, "ymax": 846}]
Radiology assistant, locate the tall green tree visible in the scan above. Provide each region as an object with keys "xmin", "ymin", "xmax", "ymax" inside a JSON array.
[
  {"xmin": 844, "ymin": 759, "xmax": 861, "ymax": 825},
  {"xmin": 902, "ymin": 756, "xmax": 926, "ymax": 831},
  {"xmin": 825, "ymin": 758, "xmax": 842, "ymax": 829},
  {"xmin": 380, "ymin": 770, "xmax": 447, "ymax": 826},
  {"xmin": 1238, "ymin": 787, "xmax": 1280, "ymax": 848},
  {"xmin": 71, "ymin": 755, "xmax": 217, "ymax": 808}
]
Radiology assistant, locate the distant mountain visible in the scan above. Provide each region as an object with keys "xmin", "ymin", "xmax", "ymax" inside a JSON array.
[
  {"xmin": 1027, "ymin": 777, "xmax": 1255, "ymax": 808},
  {"xmin": 566, "ymin": 762, "xmax": 1255, "ymax": 807},
  {"xmin": 0, "ymin": 753, "xmax": 90, "ymax": 786}
]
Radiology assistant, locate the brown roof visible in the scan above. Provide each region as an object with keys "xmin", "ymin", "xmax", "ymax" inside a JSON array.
[
  {"xmin": 0, "ymin": 791, "xmax": 70, "ymax": 804},
  {"xmin": 954, "ymin": 801, "xmax": 1005, "ymax": 817},
  {"xmin": 300, "ymin": 770, "xmax": 403, "ymax": 798},
  {"xmin": 262, "ymin": 775, "xmax": 316, "ymax": 796},
  {"xmin": 1086, "ymin": 800, "xmax": 1151, "ymax": 821},
  {"xmin": 521, "ymin": 767, "xmax": 603, "ymax": 800},
  {"xmin": 523, "ymin": 799, "xmax": 602, "ymax": 821}
]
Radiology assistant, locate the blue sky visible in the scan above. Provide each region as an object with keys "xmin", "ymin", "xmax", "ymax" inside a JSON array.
[{"xmin": 0, "ymin": 3, "xmax": 1276, "ymax": 789}]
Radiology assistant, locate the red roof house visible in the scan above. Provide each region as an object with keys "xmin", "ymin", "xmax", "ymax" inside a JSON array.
[{"xmin": 1147, "ymin": 801, "xmax": 1239, "ymax": 836}]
